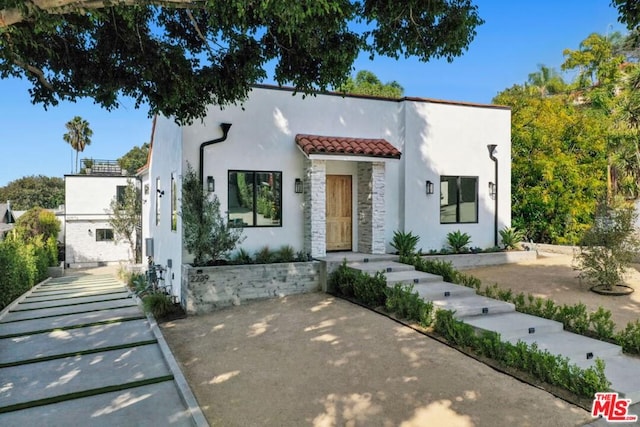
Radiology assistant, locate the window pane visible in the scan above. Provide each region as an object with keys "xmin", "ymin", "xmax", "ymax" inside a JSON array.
[
  {"xmin": 116, "ymin": 186, "xmax": 126, "ymax": 207},
  {"xmin": 256, "ymin": 172, "xmax": 281, "ymax": 226},
  {"xmin": 229, "ymin": 172, "xmax": 255, "ymax": 226},
  {"xmin": 459, "ymin": 177, "xmax": 478, "ymax": 223},
  {"xmin": 440, "ymin": 176, "xmax": 457, "ymax": 224},
  {"xmin": 96, "ymin": 228, "xmax": 114, "ymax": 241}
]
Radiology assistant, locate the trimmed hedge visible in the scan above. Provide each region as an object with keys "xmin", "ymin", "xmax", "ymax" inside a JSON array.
[{"xmin": 0, "ymin": 235, "xmax": 57, "ymax": 310}]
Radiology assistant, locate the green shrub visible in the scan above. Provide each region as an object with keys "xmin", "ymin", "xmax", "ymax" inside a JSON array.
[
  {"xmin": 616, "ymin": 320, "xmax": 640, "ymax": 354},
  {"xmin": 142, "ymin": 292, "xmax": 174, "ymax": 318},
  {"xmin": 231, "ymin": 248, "xmax": 254, "ymax": 264},
  {"xmin": 385, "ymin": 283, "xmax": 433, "ymax": 326},
  {"xmin": 353, "ymin": 271, "xmax": 387, "ymax": 307},
  {"xmin": 254, "ymin": 246, "xmax": 274, "ymax": 264},
  {"xmin": 446, "ymin": 230, "xmax": 472, "ymax": 253},
  {"xmin": 555, "ymin": 303, "xmax": 589, "ymax": 335},
  {"xmin": 275, "ymin": 245, "xmax": 295, "ymax": 263},
  {"xmin": 390, "ymin": 230, "xmax": 420, "ymax": 257},
  {"xmin": 433, "ymin": 309, "xmax": 610, "ymax": 398},
  {"xmin": 328, "ymin": 260, "xmax": 358, "ymax": 297},
  {"xmin": 499, "ymin": 227, "xmax": 525, "ymax": 250},
  {"xmin": 589, "ymin": 307, "xmax": 616, "ymax": 341}
]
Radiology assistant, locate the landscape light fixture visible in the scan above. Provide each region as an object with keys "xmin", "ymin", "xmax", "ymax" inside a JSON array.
[
  {"xmin": 207, "ymin": 176, "xmax": 215, "ymax": 193},
  {"xmin": 295, "ymin": 178, "xmax": 303, "ymax": 194},
  {"xmin": 425, "ymin": 180, "xmax": 434, "ymax": 195}
]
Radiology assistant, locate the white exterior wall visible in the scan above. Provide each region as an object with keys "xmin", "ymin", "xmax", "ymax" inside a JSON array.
[
  {"xmin": 147, "ymin": 118, "xmax": 183, "ymax": 298},
  {"xmin": 180, "ymin": 87, "xmax": 402, "ymax": 256},
  {"xmin": 149, "ymin": 86, "xmax": 511, "ymax": 302},
  {"xmin": 402, "ymin": 100, "xmax": 511, "ymax": 251},
  {"xmin": 64, "ymin": 175, "xmax": 135, "ymax": 267}
]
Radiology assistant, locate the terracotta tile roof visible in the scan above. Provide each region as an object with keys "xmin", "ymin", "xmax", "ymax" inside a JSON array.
[{"xmin": 295, "ymin": 134, "xmax": 401, "ymax": 159}]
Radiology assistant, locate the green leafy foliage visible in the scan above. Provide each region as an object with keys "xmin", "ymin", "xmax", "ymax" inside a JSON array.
[
  {"xmin": 390, "ymin": 230, "xmax": 420, "ymax": 257},
  {"xmin": 616, "ymin": 320, "xmax": 640, "ymax": 354},
  {"xmin": 385, "ymin": 283, "xmax": 433, "ymax": 327},
  {"xmin": 182, "ymin": 164, "xmax": 244, "ymax": 266},
  {"xmin": 499, "ymin": 227, "xmax": 524, "ymax": 250},
  {"xmin": 254, "ymin": 246, "xmax": 274, "ymax": 264},
  {"xmin": 434, "ymin": 310, "xmax": 610, "ymax": 398},
  {"xmin": 0, "ymin": 175, "xmax": 64, "ymax": 210},
  {"xmin": 107, "ymin": 179, "xmax": 141, "ymax": 263},
  {"xmin": 338, "ymin": 70, "xmax": 404, "ymax": 98},
  {"xmin": 353, "ymin": 271, "xmax": 387, "ymax": 307},
  {"xmin": 574, "ymin": 201, "xmax": 640, "ymax": 290},
  {"xmin": 0, "ymin": 1, "xmax": 483, "ymax": 124},
  {"xmin": 142, "ymin": 292, "xmax": 174, "ymax": 318},
  {"xmin": 117, "ymin": 143, "xmax": 150, "ymax": 174},
  {"xmin": 13, "ymin": 207, "xmax": 61, "ymax": 241},
  {"xmin": 63, "ymin": 116, "xmax": 93, "ymax": 174},
  {"xmin": 446, "ymin": 230, "xmax": 471, "ymax": 253}
]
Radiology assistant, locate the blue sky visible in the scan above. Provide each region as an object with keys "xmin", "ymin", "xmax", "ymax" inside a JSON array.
[{"xmin": 0, "ymin": 1, "xmax": 627, "ymax": 187}]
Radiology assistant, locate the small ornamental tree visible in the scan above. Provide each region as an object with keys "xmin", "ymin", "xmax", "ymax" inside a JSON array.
[
  {"xmin": 574, "ymin": 199, "xmax": 640, "ymax": 291},
  {"xmin": 107, "ymin": 179, "xmax": 141, "ymax": 263},
  {"xmin": 181, "ymin": 164, "xmax": 244, "ymax": 266},
  {"xmin": 13, "ymin": 207, "xmax": 61, "ymax": 241}
]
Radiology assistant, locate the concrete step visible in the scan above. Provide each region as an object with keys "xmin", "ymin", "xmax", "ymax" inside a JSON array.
[
  {"xmin": 23, "ymin": 289, "xmax": 126, "ymax": 303},
  {"xmin": 39, "ymin": 277, "xmax": 119, "ymax": 288},
  {"xmin": 431, "ymin": 294, "xmax": 516, "ymax": 318},
  {"xmin": 463, "ymin": 312, "xmax": 564, "ymax": 340},
  {"xmin": 0, "ymin": 306, "xmax": 146, "ymax": 339},
  {"xmin": 0, "ymin": 319, "xmax": 155, "ymax": 367},
  {"xmin": 348, "ymin": 261, "xmax": 416, "ymax": 274},
  {"xmin": 384, "ymin": 270, "xmax": 443, "ymax": 285},
  {"xmin": 506, "ymin": 331, "xmax": 622, "ymax": 362},
  {"xmin": 13, "ymin": 292, "xmax": 131, "ymax": 311},
  {"xmin": 578, "ymin": 354, "xmax": 640, "ymax": 403},
  {"xmin": 2, "ymin": 299, "xmax": 137, "ymax": 323},
  {"xmin": 411, "ymin": 282, "xmax": 476, "ymax": 300},
  {"xmin": 0, "ymin": 344, "xmax": 172, "ymax": 411},
  {"xmin": 0, "ymin": 381, "xmax": 194, "ymax": 426}
]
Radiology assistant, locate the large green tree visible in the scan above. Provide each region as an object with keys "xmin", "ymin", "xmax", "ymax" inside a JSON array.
[
  {"xmin": 0, "ymin": 175, "xmax": 64, "ymax": 209},
  {"xmin": 63, "ymin": 116, "xmax": 93, "ymax": 174},
  {"xmin": 118, "ymin": 142, "xmax": 150, "ymax": 175},
  {"xmin": 0, "ymin": 1, "xmax": 483, "ymax": 124},
  {"xmin": 338, "ymin": 70, "xmax": 404, "ymax": 98}
]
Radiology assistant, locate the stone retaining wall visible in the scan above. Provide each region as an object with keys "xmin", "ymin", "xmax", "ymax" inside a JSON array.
[
  {"xmin": 421, "ymin": 250, "xmax": 537, "ymax": 270},
  {"xmin": 182, "ymin": 261, "xmax": 321, "ymax": 315}
]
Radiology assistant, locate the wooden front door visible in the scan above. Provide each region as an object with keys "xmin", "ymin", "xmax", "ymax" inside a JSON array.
[{"xmin": 326, "ymin": 175, "xmax": 352, "ymax": 251}]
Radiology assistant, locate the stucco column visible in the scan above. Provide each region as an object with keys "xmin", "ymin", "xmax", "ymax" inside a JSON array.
[
  {"xmin": 358, "ymin": 161, "xmax": 386, "ymax": 254},
  {"xmin": 303, "ymin": 158, "xmax": 326, "ymax": 258}
]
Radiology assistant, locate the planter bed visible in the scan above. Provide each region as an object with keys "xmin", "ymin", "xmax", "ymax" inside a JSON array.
[
  {"xmin": 422, "ymin": 250, "xmax": 536, "ymax": 270},
  {"xmin": 181, "ymin": 261, "xmax": 321, "ymax": 315}
]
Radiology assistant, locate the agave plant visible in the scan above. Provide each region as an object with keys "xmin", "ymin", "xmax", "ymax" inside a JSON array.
[
  {"xmin": 390, "ymin": 230, "xmax": 420, "ymax": 257},
  {"xmin": 499, "ymin": 227, "xmax": 525, "ymax": 250},
  {"xmin": 446, "ymin": 230, "xmax": 471, "ymax": 253}
]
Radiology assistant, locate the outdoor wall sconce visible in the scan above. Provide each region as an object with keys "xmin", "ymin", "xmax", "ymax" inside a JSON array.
[
  {"xmin": 294, "ymin": 178, "xmax": 303, "ymax": 194},
  {"xmin": 425, "ymin": 180, "xmax": 434, "ymax": 195},
  {"xmin": 207, "ymin": 176, "xmax": 215, "ymax": 193},
  {"xmin": 489, "ymin": 182, "xmax": 496, "ymax": 199},
  {"xmin": 88, "ymin": 229, "xmax": 92, "ymax": 236},
  {"xmin": 157, "ymin": 189, "xmax": 164, "ymax": 197}
]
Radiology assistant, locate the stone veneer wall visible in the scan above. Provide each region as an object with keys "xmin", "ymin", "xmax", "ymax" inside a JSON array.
[
  {"xmin": 357, "ymin": 161, "xmax": 386, "ymax": 254},
  {"xmin": 304, "ymin": 158, "xmax": 326, "ymax": 258},
  {"xmin": 181, "ymin": 261, "xmax": 321, "ymax": 314}
]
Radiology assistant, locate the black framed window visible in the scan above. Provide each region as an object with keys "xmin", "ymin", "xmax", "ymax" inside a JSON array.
[
  {"xmin": 440, "ymin": 176, "xmax": 478, "ymax": 223},
  {"xmin": 96, "ymin": 228, "xmax": 114, "ymax": 241},
  {"xmin": 228, "ymin": 170, "xmax": 282, "ymax": 227},
  {"xmin": 116, "ymin": 185, "xmax": 126, "ymax": 207}
]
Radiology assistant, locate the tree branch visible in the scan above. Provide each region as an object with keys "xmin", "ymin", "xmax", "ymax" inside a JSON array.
[
  {"xmin": 1, "ymin": 0, "xmax": 205, "ymax": 28},
  {"xmin": 13, "ymin": 57, "xmax": 55, "ymax": 91}
]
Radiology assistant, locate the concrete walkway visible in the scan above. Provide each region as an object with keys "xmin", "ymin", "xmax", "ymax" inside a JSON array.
[
  {"xmin": 0, "ymin": 274, "xmax": 207, "ymax": 426},
  {"xmin": 347, "ymin": 257, "xmax": 640, "ymax": 404}
]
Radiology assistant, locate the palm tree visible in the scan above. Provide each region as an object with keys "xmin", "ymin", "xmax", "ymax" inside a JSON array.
[{"xmin": 63, "ymin": 116, "xmax": 93, "ymax": 173}]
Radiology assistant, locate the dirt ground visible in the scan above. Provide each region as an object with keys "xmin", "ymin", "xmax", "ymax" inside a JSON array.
[
  {"xmin": 464, "ymin": 252, "xmax": 640, "ymax": 330},
  {"xmin": 161, "ymin": 291, "xmax": 592, "ymax": 427}
]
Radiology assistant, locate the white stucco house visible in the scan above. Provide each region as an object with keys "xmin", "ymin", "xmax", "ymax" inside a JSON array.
[
  {"xmin": 65, "ymin": 163, "xmax": 137, "ymax": 268},
  {"xmin": 140, "ymin": 85, "xmax": 511, "ymax": 302}
]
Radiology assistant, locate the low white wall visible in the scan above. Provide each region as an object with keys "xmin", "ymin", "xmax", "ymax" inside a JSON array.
[
  {"xmin": 181, "ymin": 261, "xmax": 321, "ymax": 314},
  {"xmin": 422, "ymin": 250, "xmax": 537, "ymax": 270}
]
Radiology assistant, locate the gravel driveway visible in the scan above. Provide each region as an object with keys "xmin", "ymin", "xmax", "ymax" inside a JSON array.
[{"xmin": 160, "ymin": 292, "xmax": 592, "ymax": 427}]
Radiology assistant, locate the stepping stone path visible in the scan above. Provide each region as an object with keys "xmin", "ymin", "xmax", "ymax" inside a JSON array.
[
  {"xmin": 0, "ymin": 274, "xmax": 205, "ymax": 426},
  {"xmin": 347, "ymin": 258, "xmax": 640, "ymax": 404}
]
